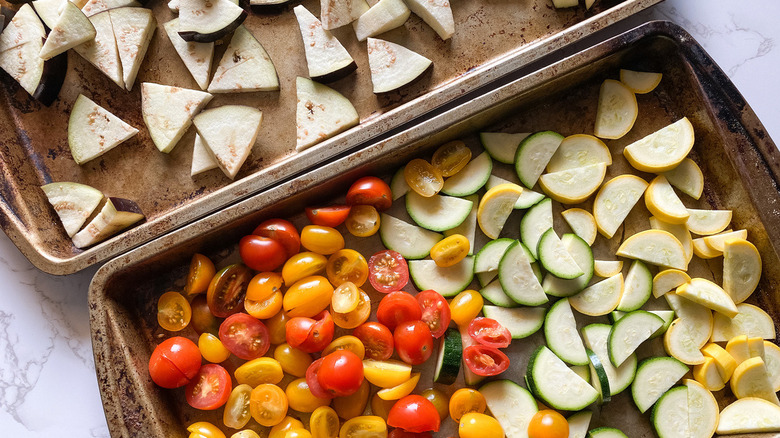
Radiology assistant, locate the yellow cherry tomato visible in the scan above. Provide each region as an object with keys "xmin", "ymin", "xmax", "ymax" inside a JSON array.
[
  {"xmin": 231, "ymin": 431, "xmax": 261, "ymax": 438},
  {"xmin": 459, "ymin": 413, "xmax": 504, "ymax": 438},
  {"xmin": 527, "ymin": 410, "xmax": 569, "ymax": 438},
  {"xmin": 345, "ymin": 205, "xmax": 381, "ymax": 238},
  {"xmin": 449, "ymin": 290, "xmax": 483, "ymax": 327},
  {"xmin": 245, "ymin": 272, "xmax": 284, "ymax": 319},
  {"xmin": 270, "ymin": 417, "xmax": 305, "ymax": 438},
  {"xmin": 377, "ymin": 372, "xmax": 420, "ymax": 400},
  {"xmin": 283, "ymin": 276, "xmax": 335, "ymax": 317},
  {"xmin": 301, "ymin": 226, "xmax": 345, "ymax": 255},
  {"xmin": 327, "ymin": 250, "xmax": 369, "ymax": 287},
  {"xmin": 369, "ymin": 393, "xmax": 395, "ymax": 421},
  {"xmin": 286, "ymin": 378, "xmax": 331, "ymax": 412},
  {"xmin": 331, "ymin": 282, "xmax": 361, "ymax": 314},
  {"xmin": 421, "ymin": 388, "xmax": 449, "ymax": 421},
  {"xmin": 184, "ymin": 253, "xmax": 216, "ymax": 297},
  {"xmin": 322, "ymin": 335, "xmax": 366, "ymax": 360},
  {"xmin": 266, "ymin": 310, "xmax": 289, "ymax": 345},
  {"xmin": 339, "ymin": 416, "xmax": 387, "ymax": 438},
  {"xmin": 449, "ymin": 388, "xmax": 487, "ymax": 422},
  {"xmin": 286, "ymin": 430, "xmax": 312, "ymax": 438},
  {"xmin": 198, "ymin": 332, "xmax": 231, "ymax": 363},
  {"xmin": 311, "ymin": 406, "xmax": 340, "ymax": 438},
  {"xmin": 235, "ymin": 357, "xmax": 284, "ymax": 387},
  {"xmin": 283, "ymin": 252, "xmax": 328, "ymax": 286},
  {"xmin": 362, "ymin": 359, "xmax": 411, "ymax": 388},
  {"xmin": 157, "ymin": 291, "xmax": 191, "ymax": 331},
  {"xmin": 404, "ymin": 159, "xmax": 443, "ymax": 197},
  {"xmin": 332, "ymin": 289, "xmax": 371, "ymax": 329},
  {"xmin": 274, "ymin": 343, "xmax": 313, "ymax": 378},
  {"xmin": 188, "ymin": 421, "xmax": 226, "ymax": 438},
  {"xmin": 333, "ymin": 379, "xmax": 369, "ymax": 419},
  {"xmin": 223, "ymin": 384, "xmax": 253, "ymax": 429},
  {"xmin": 250, "ymin": 384, "xmax": 288, "ymax": 427},
  {"xmin": 432, "ymin": 140, "xmax": 472, "ymax": 177},
  {"xmin": 430, "ymin": 234, "xmax": 470, "ymax": 267}
]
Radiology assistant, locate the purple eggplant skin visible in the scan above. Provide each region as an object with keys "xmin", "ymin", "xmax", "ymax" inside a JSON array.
[
  {"xmin": 4, "ymin": 0, "xmax": 27, "ymax": 5},
  {"xmin": 311, "ymin": 61, "xmax": 358, "ymax": 84},
  {"xmin": 178, "ymin": 9, "xmax": 247, "ymax": 43},
  {"xmin": 108, "ymin": 197, "xmax": 144, "ymax": 216},
  {"xmin": 1, "ymin": 6, "xmax": 16, "ymax": 23},
  {"xmin": 34, "ymin": 51, "xmax": 67, "ymax": 106}
]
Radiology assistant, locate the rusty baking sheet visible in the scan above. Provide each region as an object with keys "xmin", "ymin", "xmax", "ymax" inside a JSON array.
[
  {"xmin": 0, "ymin": 0, "xmax": 662, "ymax": 275},
  {"xmin": 89, "ymin": 21, "xmax": 780, "ymax": 438}
]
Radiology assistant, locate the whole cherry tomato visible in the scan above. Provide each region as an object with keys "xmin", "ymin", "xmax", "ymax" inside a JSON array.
[
  {"xmin": 393, "ymin": 320, "xmax": 433, "ymax": 365},
  {"xmin": 239, "ymin": 235, "xmax": 288, "ymax": 272},
  {"xmin": 317, "ymin": 350, "xmax": 365, "ymax": 397},
  {"xmin": 305, "ymin": 205, "xmax": 351, "ymax": 228},
  {"xmin": 190, "ymin": 295, "xmax": 222, "ymax": 335},
  {"xmin": 463, "ymin": 345, "xmax": 510, "ymax": 376},
  {"xmin": 415, "ymin": 290, "xmax": 451, "ymax": 338},
  {"xmin": 368, "ymin": 250, "xmax": 409, "ymax": 293},
  {"xmin": 218, "ymin": 313, "xmax": 270, "ymax": 360},
  {"xmin": 346, "ymin": 176, "xmax": 392, "ymax": 211},
  {"xmin": 148, "ymin": 336, "xmax": 202, "ymax": 388},
  {"xmin": 185, "ymin": 364, "xmax": 232, "ymax": 410},
  {"xmin": 377, "ymin": 291, "xmax": 422, "ymax": 331},
  {"xmin": 207, "ymin": 264, "xmax": 252, "ymax": 318},
  {"xmin": 352, "ymin": 322, "xmax": 394, "ymax": 360},
  {"xmin": 305, "ymin": 358, "xmax": 334, "ymax": 400},
  {"xmin": 286, "ymin": 310, "xmax": 335, "ymax": 353},
  {"xmin": 527, "ymin": 410, "xmax": 569, "ymax": 438},
  {"xmin": 253, "ymin": 219, "xmax": 301, "ymax": 259},
  {"xmin": 387, "ymin": 395, "xmax": 441, "ymax": 433},
  {"xmin": 468, "ymin": 318, "xmax": 511, "ymax": 349}
]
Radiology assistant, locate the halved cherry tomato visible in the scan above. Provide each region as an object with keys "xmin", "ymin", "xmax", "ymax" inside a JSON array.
[
  {"xmin": 371, "ymin": 393, "xmax": 396, "ymax": 421},
  {"xmin": 332, "ymin": 379, "xmax": 370, "ymax": 420},
  {"xmin": 331, "ymin": 289, "xmax": 371, "ymax": 330},
  {"xmin": 387, "ymin": 395, "xmax": 441, "ymax": 433},
  {"xmin": 327, "ymin": 249, "xmax": 369, "ymax": 287},
  {"xmin": 368, "ymin": 250, "xmax": 409, "ymax": 294},
  {"xmin": 157, "ymin": 291, "xmax": 191, "ymax": 331},
  {"xmin": 218, "ymin": 313, "xmax": 270, "ymax": 360},
  {"xmin": 527, "ymin": 410, "xmax": 569, "ymax": 438},
  {"xmin": 286, "ymin": 377, "xmax": 331, "ymax": 412},
  {"xmin": 306, "ymin": 358, "xmax": 335, "ymax": 400},
  {"xmin": 250, "ymin": 383, "xmax": 288, "ymax": 427},
  {"xmin": 318, "ymin": 350, "xmax": 365, "ymax": 397},
  {"xmin": 467, "ymin": 318, "xmax": 511, "ymax": 349},
  {"xmin": 429, "ymin": 234, "xmax": 469, "ymax": 267},
  {"xmin": 266, "ymin": 310, "xmax": 289, "ymax": 345},
  {"xmin": 283, "ymin": 252, "xmax": 328, "ymax": 286},
  {"xmin": 274, "ymin": 343, "xmax": 313, "ymax": 377},
  {"xmin": 234, "ymin": 357, "xmax": 284, "ymax": 386},
  {"xmin": 346, "ymin": 176, "xmax": 392, "ymax": 211},
  {"xmin": 353, "ymin": 322, "xmax": 394, "ymax": 360},
  {"xmin": 185, "ymin": 364, "xmax": 231, "ymax": 410},
  {"xmin": 420, "ymin": 388, "xmax": 448, "ymax": 421},
  {"xmin": 448, "ymin": 388, "xmax": 486, "ymax": 423},
  {"xmin": 184, "ymin": 253, "xmax": 216, "ymax": 297},
  {"xmin": 404, "ymin": 159, "xmax": 443, "ymax": 198},
  {"xmin": 240, "ymin": 235, "xmax": 288, "ymax": 272},
  {"xmin": 449, "ymin": 290, "xmax": 483, "ymax": 328},
  {"xmin": 340, "ymin": 416, "xmax": 387, "ymax": 438},
  {"xmin": 388, "ymin": 430, "xmax": 432, "ymax": 438},
  {"xmin": 306, "ymin": 205, "xmax": 351, "ymax": 228},
  {"xmin": 332, "ymin": 282, "xmax": 360, "ymax": 314},
  {"xmin": 245, "ymin": 272, "xmax": 284, "ymax": 319},
  {"xmin": 224, "ymin": 384, "xmax": 253, "ymax": 429},
  {"xmin": 253, "ymin": 219, "xmax": 301, "ymax": 259},
  {"xmin": 301, "ymin": 226, "xmax": 345, "ymax": 255},
  {"xmin": 345, "ymin": 205, "xmax": 381, "ymax": 237},
  {"xmin": 286, "ymin": 310, "xmax": 335, "ymax": 353},
  {"xmin": 431, "ymin": 140, "xmax": 471, "ymax": 177},
  {"xmin": 287, "ymin": 429, "xmax": 313, "ymax": 438},
  {"xmin": 415, "ymin": 290, "xmax": 451, "ymax": 338},
  {"xmin": 393, "ymin": 321, "xmax": 433, "ymax": 365},
  {"xmin": 310, "ymin": 406, "xmax": 340, "ymax": 438},
  {"xmin": 271, "ymin": 417, "xmax": 306, "ymax": 438},
  {"xmin": 463, "ymin": 345, "xmax": 510, "ymax": 376},
  {"xmin": 207, "ymin": 264, "xmax": 252, "ymax": 318},
  {"xmin": 283, "ymin": 275, "xmax": 334, "ymax": 318},
  {"xmin": 377, "ymin": 292, "xmax": 422, "ymax": 331},
  {"xmin": 190, "ymin": 295, "xmax": 222, "ymax": 335},
  {"xmin": 149, "ymin": 336, "xmax": 202, "ymax": 389},
  {"xmin": 322, "ymin": 335, "xmax": 365, "ymax": 360},
  {"xmin": 198, "ymin": 332, "xmax": 231, "ymax": 363}
]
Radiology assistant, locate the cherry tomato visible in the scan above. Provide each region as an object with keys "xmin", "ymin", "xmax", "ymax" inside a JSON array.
[
  {"xmin": 184, "ymin": 253, "xmax": 216, "ymax": 297},
  {"xmin": 306, "ymin": 205, "xmax": 351, "ymax": 228},
  {"xmin": 377, "ymin": 292, "xmax": 422, "ymax": 331},
  {"xmin": 318, "ymin": 350, "xmax": 365, "ymax": 397},
  {"xmin": 187, "ymin": 422, "xmax": 226, "ymax": 438},
  {"xmin": 301, "ymin": 226, "xmax": 345, "ymax": 255},
  {"xmin": 274, "ymin": 343, "xmax": 313, "ymax": 378},
  {"xmin": 149, "ymin": 336, "xmax": 202, "ymax": 388},
  {"xmin": 368, "ymin": 250, "xmax": 409, "ymax": 294},
  {"xmin": 310, "ymin": 406, "xmax": 340, "ymax": 438},
  {"xmin": 245, "ymin": 272, "xmax": 284, "ymax": 319},
  {"xmin": 198, "ymin": 332, "xmax": 231, "ymax": 363},
  {"xmin": 393, "ymin": 321, "xmax": 433, "ymax": 365},
  {"xmin": 459, "ymin": 413, "xmax": 504, "ymax": 438},
  {"xmin": 345, "ymin": 205, "xmax": 381, "ymax": 237},
  {"xmin": 234, "ymin": 431, "xmax": 261, "ymax": 438},
  {"xmin": 224, "ymin": 384, "xmax": 253, "ymax": 429},
  {"xmin": 331, "ymin": 289, "xmax": 371, "ymax": 330},
  {"xmin": 157, "ymin": 291, "xmax": 192, "ymax": 331},
  {"xmin": 387, "ymin": 395, "xmax": 440, "ymax": 433},
  {"xmin": 218, "ymin": 313, "xmax": 270, "ymax": 360},
  {"xmin": 253, "ymin": 219, "xmax": 301, "ymax": 259},
  {"xmin": 420, "ymin": 388, "xmax": 448, "ymax": 421},
  {"xmin": 250, "ymin": 383, "xmax": 288, "ymax": 427},
  {"xmin": 431, "ymin": 141, "xmax": 471, "ymax": 177},
  {"xmin": 332, "ymin": 282, "xmax": 361, "ymax": 314},
  {"xmin": 207, "ymin": 264, "xmax": 252, "ymax": 318},
  {"xmin": 449, "ymin": 290, "xmax": 483, "ymax": 328},
  {"xmin": 306, "ymin": 358, "xmax": 335, "ymax": 400},
  {"xmin": 463, "ymin": 345, "xmax": 510, "ymax": 376},
  {"xmin": 527, "ymin": 410, "xmax": 569, "ymax": 438},
  {"xmin": 332, "ymin": 379, "xmax": 370, "ymax": 419},
  {"xmin": 185, "ymin": 364, "xmax": 231, "ymax": 410},
  {"xmin": 286, "ymin": 310, "xmax": 335, "ymax": 353},
  {"xmin": 353, "ymin": 322, "xmax": 394, "ymax": 360},
  {"xmin": 429, "ymin": 234, "xmax": 470, "ymax": 267},
  {"xmin": 240, "ymin": 235, "xmax": 288, "ymax": 272},
  {"xmin": 271, "ymin": 417, "xmax": 306, "ymax": 438},
  {"xmin": 404, "ymin": 159, "xmax": 443, "ymax": 198},
  {"xmin": 415, "ymin": 290, "xmax": 451, "ymax": 338},
  {"xmin": 266, "ymin": 310, "xmax": 289, "ymax": 345},
  {"xmin": 468, "ymin": 318, "xmax": 511, "ymax": 349},
  {"xmin": 346, "ymin": 176, "xmax": 392, "ymax": 211},
  {"xmin": 322, "ymin": 335, "xmax": 366, "ymax": 360},
  {"xmin": 286, "ymin": 377, "xmax": 332, "ymax": 412},
  {"xmin": 283, "ymin": 252, "xmax": 328, "ymax": 286},
  {"xmin": 340, "ymin": 416, "xmax": 388, "ymax": 438},
  {"xmin": 388, "ymin": 430, "xmax": 432, "ymax": 438},
  {"xmin": 234, "ymin": 357, "xmax": 284, "ymax": 386},
  {"xmin": 283, "ymin": 275, "xmax": 334, "ymax": 318},
  {"xmin": 371, "ymin": 393, "xmax": 396, "ymax": 421},
  {"xmin": 327, "ymin": 249, "xmax": 369, "ymax": 287},
  {"xmin": 448, "ymin": 388, "xmax": 486, "ymax": 423}
]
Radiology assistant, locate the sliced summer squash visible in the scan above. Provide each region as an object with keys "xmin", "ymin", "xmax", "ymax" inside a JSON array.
[
  {"xmin": 514, "ymin": 131, "xmax": 564, "ymax": 188},
  {"xmin": 581, "ymin": 323, "xmax": 637, "ymax": 396},
  {"xmin": 703, "ymin": 229, "xmax": 748, "ymax": 252},
  {"xmin": 701, "ymin": 342, "xmax": 737, "ymax": 381},
  {"xmin": 722, "ymin": 239, "xmax": 761, "ymax": 304},
  {"xmin": 498, "ymin": 241, "xmax": 548, "ymax": 306},
  {"xmin": 623, "ymin": 117, "xmax": 695, "ymax": 173},
  {"xmin": 619, "ymin": 69, "xmax": 662, "ymax": 94},
  {"xmin": 730, "ymin": 357, "xmax": 780, "ymax": 405},
  {"xmin": 406, "ymin": 191, "xmax": 473, "ymax": 232},
  {"xmin": 644, "ymin": 175, "xmax": 690, "ymax": 224},
  {"xmin": 544, "ymin": 298, "xmax": 588, "ymax": 366},
  {"xmin": 408, "ymin": 257, "xmax": 474, "ymax": 297},
  {"xmin": 631, "ymin": 356, "xmax": 688, "ymax": 413},
  {"xmin": 441, "ymin": 151, "xmax": 492, "ymax": 196},
  {"xmin": 608, "ymin": 310, "xmax": 663, "ymax": 367},
  {"xmin": 538, "ymin": 163, "xmax": 607, "ymax": 204},
  {"xmin": 651, "ymin": 386, "xmax": 690, "ymax": 438},
  {"xmin": 711, "ymin": 303, "xmax": 776, "ymax": 342},
  {"xmin": 649, "ymin": 216, "xmax": 693, "ymax": 263},
  {"xmin": 542, "ymin": 234, "xmax": 593, "ymax": 298},
  {"xmin": 477, "ymin": 183, "xmax": 523, "ymax": 239},
  {"xmin": 593, "ymin": 79, "xmax": 637, "ymax": 140},
  {"xmin": 520, "ymin": 198, "xmax": 552, "ymax": 259},
  {"xmin": 390, "ymin": 167, "xmax": 410, "ymax": 200},
  {"xmin": 676, "ymin": 278, "xmax": 738, "ymax": 318},
  {"xmin": 685, "ymin": 379, "xmax": 719, "ymax": 438},
  {"xmin": 566, "ymin": 411, "xmax": 592, "ymax": 438},
  {"xmin": 482, "ymin": 305, "xmax": 545, "ymax": 339},
  {"xmin": 378, "ymin": 213, "xmax": 442, "ymax": 259},
  {"xmin": 486, "ymin": 175, "xmax": 545, "ymax": 209},
  {"xmin": 593, "ymin": 175, "xmax": 648, "ymax": 239},
  {"xmin": 546, "ymin": 134, "xmax": 611, "ymax": 172},
  {"xmin": 615, "ymin": 260, "xmax": 652, "ymax": 312},
  {"xmin": 479, "ymin": 280, "xmax": 518, "ymax": 308},
  {"xmin": 617, "ymin": 230, "xmax": 687, "ymax": 270},
  {"xmin": 445, "ymin": 194, "xmax": 478, "ymax": 255},
  {"xmin": 475, "ymin": 238, "xmax": 515, "ymax": 274},
  {"xmin": 526, "ymin": 346, "xmax": 599, "ymax": 411},
  {"xmin": 653, "ymin": 269, "xmax": 690, "ymax": 298},
  {"xmin": 479, "ymin": 380, "xmax": 538, "ymax": 438},
  {"xmin": 663, "ymin": 158, "xmax": 703, "ymax": 200},
  {"xmin": 594, "ymin": 260, "xmax": 623, "ymax": 278},
  {"xmin": 685, "ymin": 208, "xmax": 732, "ymax": 235},
  {"xmin": 537, "ymin": 228, "xmax": 584, "ymax": 280},
  {"xmin": 561, "ymin": 208, "xmax": 597, "ymax": 246},
  {"xmin": 716, "ymin": 397, "xmax": 780, "ymax": 435},
  {"xmin": 569, "ymin": 274, "xmax": 623, "ymax": 317},
  {"xmin": 480, "ymin": 132, "xmax": 530, "ymax": 164}
]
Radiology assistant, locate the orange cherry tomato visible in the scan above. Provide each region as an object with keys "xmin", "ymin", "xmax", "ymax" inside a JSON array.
[
  {"xmin": 184, "ymin": 253, "xmax": 216, "ymax": 297},
  {"xmin": 301, "ymin": 226, "xmax": 345, "ymax": 255},
  {"xmin": 253, "ymin": 218, "xmax": 301, "ymax": 259},
  {"xmin": 283, "ymin": 275, "xmax": 334, "ymax": 318},
  {"xmin": 448, "ymin": 388, "xmax": 486, "ymax": 423},
  {"xmin": 157, "ymin": 291, "xmax": 191, "ymax": 331},
  {"xmin": 346, "ymin": 176, "xmax": 392, "ymax": 211},
  {"xmin": 245, "ymin": 272, "xmax": 284, "ymax": 319},
  {"xmin": 190, "ymin": 295, "xmax": 222, "ymax": 336},
  {"xmin": 420, "ymin": 388, "xmax": 448, "ymax": 421},
  {"xmin": 274, "ymin": 343, "xmax": 313, "ymax": 378},
  {"xmin": 283, "ymin": 252, "xmax": 328, "ymax": 286},
  {"xmin": 331, "ymin": 289, "xmax": 371, "ymax": 329},
  {"xmin": 527, "ymin": 410, "xmax": 569, "ymax": 438},
  {"xmin": 250, "ymin": 383, "xmax": 288, "ymax": 427},
  {"xmin": 404, "ymin": 159, "xmax": 443, "ymax": 197},
  {"xmin": 286, "ymin": 377, "xmax": 331, "ymax": 412},
  {"xmin": 306, "ymin": 205, "xmax": 351, "ymax": 228},
  {"xmin": 432, "ymin": 141, "xmax": 472, "ymax": 177},
  {"xmin": 198, "ymin": 332, "xmax": 231, "ymax": 363},
  {"xmin": 449, "ymin": 290, "xmax": 483, "ymax": 328},
  {"xmin": 345, "ymin": 205, "xmax": 380, "ymax": 238},
  {"xmin": 266, "ymin": 310, "xmax": 289, "ymax": 345},
  {"xmin": 327, "ymin": 249, "xmax": 368, "ymax": 287}
]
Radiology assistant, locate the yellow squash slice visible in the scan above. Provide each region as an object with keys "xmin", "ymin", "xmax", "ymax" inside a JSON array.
[
  {"xmin": 692, "ymin": 356, "xmax": 725, "ymax": 391},
  {"xmin": 716, "ymin": 397, "xmax": 780, "ymax": 434},
  {"xmin": 726, "ymin": 335, "xmax": 765, "ymax": 365},
  {"xmin": 730, "ymin": 357, "xmax": 780, "ymax": 405},
  {"xmin": 676, "ymin": 278, "xmax": 738, "ymax": 318},
  {"xmin": 593, "ymin": 260, "xmax": 623, "ymax": 278},
  {"xmin": 623, "ymin": 117, "xmax": 695, "ymax": 172},
  {"xmin": 701, "ymin": 343, "xmax": 737, "ymax": 381},
  {"xmin": 617, "ymin": 230, "xmax": 687, "ymax": 270},
  {"xmin": 538, "ymin": 162, "xmax": 606, "ymax": 204},
  {"xmin": 569, "ymin": 273, "xmax": 623, "ymax": 316},
  {"xmin": 644, "ymin": 175, "xmax": 690, "ymax": 224},
  {"xmin": 711, "ymin": 303, "xmax": 776, "ymax": 343},
  {"xmin": 684, "ymin": 379, "xmax": 719, "ymax": 438},
  {"xmin": 652, "ymin": 269, "xmax": 690, "ymax": 298},
  {"xmin": 703, "ymin": 229, "xmax": 747, "ymax": 252},
  {"xmin": 593, "ymin": 79, "xmax": 638, "ymax": 140},
  {"xmin": 546, "ymin": 134, "xmax": 612, "ymax": 172},
  {"xmin": 593, "ymin": 175, "xmax": 649, "ymax": 239},
  {"xmin": 664, "ymin": 318, "xmax": 705, "ymax": 365},
  {"xmin": 663, "ymin": 158, "xmax": 704, "ymax": 200},
  {"xmin": 763, "ymin": 341, "xmax": 780, "ymax": 392},
  {"xmin": 619, "ymin": 69, "xmax": 662, "ymax": 94},
  {"xmin": 723, "ymin": 239, "xmax": 762, "ymax": 304},
  {"xmin": 649, "ymin": 216, "xmax": 693, "ymax": 263},
  {"xmin": 692, "ymin": 237, "xmax": 722, "ymax": 259},
  {"xmin": 686, "ymin": 209, "xmax": 732, "ymax": 235},
  {"xmin": 561, "ymin": 208, "xmax": 597, "ymax": 245},
  {"xmin": 477, "ymin": 183, "xmax": 523, "ymax": 239}
]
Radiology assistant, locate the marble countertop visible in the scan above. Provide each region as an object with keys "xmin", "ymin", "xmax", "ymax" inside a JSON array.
[{"xmin": 1, "ymin": 1, "xmax": 778, "ymax": 436}]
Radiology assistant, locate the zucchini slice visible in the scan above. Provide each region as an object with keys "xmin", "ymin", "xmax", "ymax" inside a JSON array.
[
  {"xmin": 479, "ymin": 380, "xmax": 538, "ymax": 437},
  {"xmin": 444, "ymin": 194, "xmax": 478, "ymax": 255},
  {"xmin": 482, "ymin": 305, "xmax": 545, "ymax": 339},
  {"xmin": 544, "ymin": 298, "xmax": 588, "ymax": 366},
  {"xmin": 631, "ymin": 356, "xmax": 688, "ymax": 413},
  {"xmin": 615, "ymin": 260, "xmax": 652, "ymax": 312},
  {"xmin": 379, "ymin": 213, "xmax": 443, "ymax": 259},
  {"xmin": 408, "ymin": 257, "xmax": 474, "ymax": 297},
  {"xmin": 567, "ymin": 411, "xmax": 592, "ymax": 438},
  {"xmin": 581, "ymin": 324, "xmax": 637, "ymax": 396},
  {"xmin": 587, "ymin": 428, "xmax": 627, "ymax": 438},
  {"xmin": 474, "ymin": 238, "xmax": 514, "ymax": 273},
  {"xmin": 406, "ymin": 191, "xmax": 473, "ymax": 232},
  {"xmin": 514, "ymin": 131, "xmax": 564, "ymax": 188},
  {"xmin": 587, "ymin": 348, "xmax": 611, "ymax": 404},
  {"xmin": 479, "ymin": 280, "xmax": 518, "ymax": 308},
  {"xmin": 441, "ymin": 151, "xmax": 492, "ymax": 196},
  {"xmin": 498, "ymin": 241, "xmax": 547, "ymax": 306},
  {"xmin": 526, "ymin": 346, "xmax": 599, "ymax": 411},
  {"xmin": 537, "ymin": 228, "xmax": 584, "ymax": 280},
  {"xmin": 520, "ymin": 197, "xmax": 552, "ymax": 259},
  {"xmin": 480, "ymin": 132, "xmax": 529, "ymax": 164},
  {"xmin": 542, "ymin": 234, "xmax": 594, "ymax": 297},
  {"xmin": 651, "ymin": 386, "xmax": 690, "ymax": 438},
  {"xmin": 433, "ymin": 328, "xmax": 461, "ymax": 385},
  {"xmin": 390, "ymin": 167, "xmax": 410, "ymax": 200},
  {"xmin": 608, "ymin": 310, "xmax": 664, "ymax": 367},
  {"xmin": 569, "ymin": 273, "xmax": 623, "ymax": 317}
]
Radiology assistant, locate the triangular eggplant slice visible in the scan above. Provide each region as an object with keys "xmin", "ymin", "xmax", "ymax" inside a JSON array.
[
  {"xmin": 109, "ymin": 7, "xmax": 155, "ymax": 91},
  {"xmin": 0, "ymin": 4, "xmax": 45, "ymax": 51},
  {"xmin": 73, "ymin": 11, "xmax": 124, "ymax": 88},
  {"xmin": 72, "ymin": 197, "xmax": 145, "ymax": 248},
  {"xmin": 366, "ymin": 38, "xmax": 430, "ymax": 93},
  {"xmin": 32, "ymin": 0, "xmax": 67, "ymax": 29},
  {"xmin": 141, "ymin": 83, "xmax": 212, "ymax": 153},
  {"xmin": 352, "ymin": 0, "xmax": 410, "ymax": 42},
  {"xmin": 164, "ymin": 18, "xmax": 213, "ymax": 91},
  {"xmin": 68, "ymin": 94, "xmax": 139, "ymax": 164},
  {"xmin": 178, "ymin": 0, "xmax": 247, "ymax": 43},
  {"xmin": 192, "ymin": 105, "xmax": 262, "ymax": 179},
  {"xmin": 41, "ymin": 182, "xmax": 105, "ymax": 237},
  {"xmin": 403, "ymin": 0, "xmax": 454, "ymax": 40},
  {"xmin": 191, "ymin": 133, "xmax": 219, "ymax": 176},
  {"xmin": 295, "ymin": 76, "xmax": 358, "ymax": 151},
  {"xmin": 293, "ymin": 5, "xmax": 355, "ymax": 83},
  {"xmin": 320, "ymin": 0, "xmax": 369, "ymax": 30},
  {"xmin": 207, "ymin": 25, "xmax": 279, "ymax": 93},
  {"xmin": 39, "ymin": 1, "xmax": 96, "ymax": 60},
  {"xmin": 82, "ymin": 0, "xmax": 140, "ymax": 17}
]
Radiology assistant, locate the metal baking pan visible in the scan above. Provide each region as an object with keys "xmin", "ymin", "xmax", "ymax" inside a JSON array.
[
  {"xmin": 89, "ymin": 21, "xmax": 779, "ymax": 438},
  {"xmin": 0, "ymin": 0, "xmax": 662, "ymax": 275}
]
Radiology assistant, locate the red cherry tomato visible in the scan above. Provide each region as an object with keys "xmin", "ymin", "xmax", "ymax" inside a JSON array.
[
  {"xmin": 389, "ymin": 430, "xmax": 433, "ymax": 438},
  {"xmin": 527, "ymin": 410, "xmax": 569, "ymax": 438},
  {"xmin": 218, "ymin": 313, "xmax": 270, "ymax": 360},
  {"xmin": 253, "ymin": 219, "xmax": 301, "ymax": 259},
  {"xmin": 415, "ymin": 290, "xmax": 451, "ymax": 339},
  {"xmin": 353, "ymin": 322, "xmax": 394, "ymax": 360},
  {"xmin": 377, "ymin": 291, "xmax": 422, "ymax": 331},
  {"xmin": 368, "ymin": 250, "xmax": 409, "ymax": 293},
  {"xmin": 305, "ymin": 205, "xmax": 352, "ymax": 228},
  {"xmin": 393, "ymin": 320, "xmax": 434, "ymax": 365},
  {"xmin": 148, "ymin": 336, "xmax": 202, "ymax": 388},
  {"xmin": 185, "ymin": 363, "xmax": 232, "ymax": 410},
  {"xmin": 317, "ymin": 350, "xmax": 365, "ymax": 397},
  {"xmin": 239, "ymin": 235, "xmax": 287, "ymax": 272},
  {"xmin": 286, "ymin": 310, "xmax": 335, "ymax": 353},
  {"xmin": 387, "ymin": 395, "xmax": 441, "ymax": 433},
  {"xmin": 468, "ymin": 317, "xmax": 511, "ymax": 349},
  {"xmin": 346, "ymin": 176, "xmax": 392, "ymax": 211},
  {"xmin": 463, "ymin": 345, "xmax": 510, "ymax": 376},
  {"xmin": 207, "ymin": 264, "xmax": 252, "ymax": 318},
  {"xmin": 305, "ymin": 358, "xmax": 334, "ymax": 399}
]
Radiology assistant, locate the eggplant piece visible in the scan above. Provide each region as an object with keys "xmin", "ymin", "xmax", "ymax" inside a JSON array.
[
  {"xmin": 72, "ymin": 11, "xmax": 124, "ymax": 88},
  {"xmin": 32, "ymin": 53, "xmax": 67, "ymax": 106},
  {"xmin": 163, "ymin": 18, "xmax": 213, "ymax": 90},
  {"xmin": 71, "ymin": 197, "xmax": 145, "ymax": 249},
  {"xmin": 207, "ymin": 25, "xmax": 279, "ymax": 93},
  {"xmin": 178, "ymin": 0, "xmax": 247, "ymax": 43},
  {"xmin": 109, "ymin": 7, "xmax": 155, "ymax": 91},
  {"xmin": 141, "ymin": 82, "xmax": 213, "ymax": 153},
  {"xmin": 39, "ymin": 1, "xmax": 96, "ymax": 60},
  {"xmin": 320, "ymin": 0, "xmax": 368, "ymax": 30},
  {"xmin": 81, "ymin": 0, "xmax": 141, "ymax": 17},
  {"xmin": 192, "ymin": 105, "xmax": 262, "ymax": 179},
  {"xmin": 41, "ymin": 182, "xmax": 105, "ymax": 237},
  {"xmin": 191, "ymin": 133, "xmax": 219, "ymax": 176},
  {"xmin": 404, "ymin": 0, "xmax": 454, "ymax": 40},
  {"xmin": 352, "ymin": 0, "xmax": 409, "ymax": 42},
  {"xmin": 32, "ymin": 0, "xmax": 66, "ymax": 30},
  {"xmin": 68, "ymin": 94, "xmax": 139, "ymax": 164},
  {"xmin": 366, "ymin": 38, "xmax": 431, "ymax": 94},
  {"xmin": 295, "ymin": 77, "xmax": 358, "ymax": 151},
  {"xmin": 293, "ymin": 5, "xmax": 356, "ymax": 83}
]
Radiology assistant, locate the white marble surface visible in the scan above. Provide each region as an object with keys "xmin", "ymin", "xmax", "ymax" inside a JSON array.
[{"xmin": 0, "ymin": 1, "xmax": 778, "ymax": 436}]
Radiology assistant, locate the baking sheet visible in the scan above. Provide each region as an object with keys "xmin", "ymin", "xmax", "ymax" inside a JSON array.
[{"xmin": 0, "ymin": 0, "xmax": 662, "ymax": 275}]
